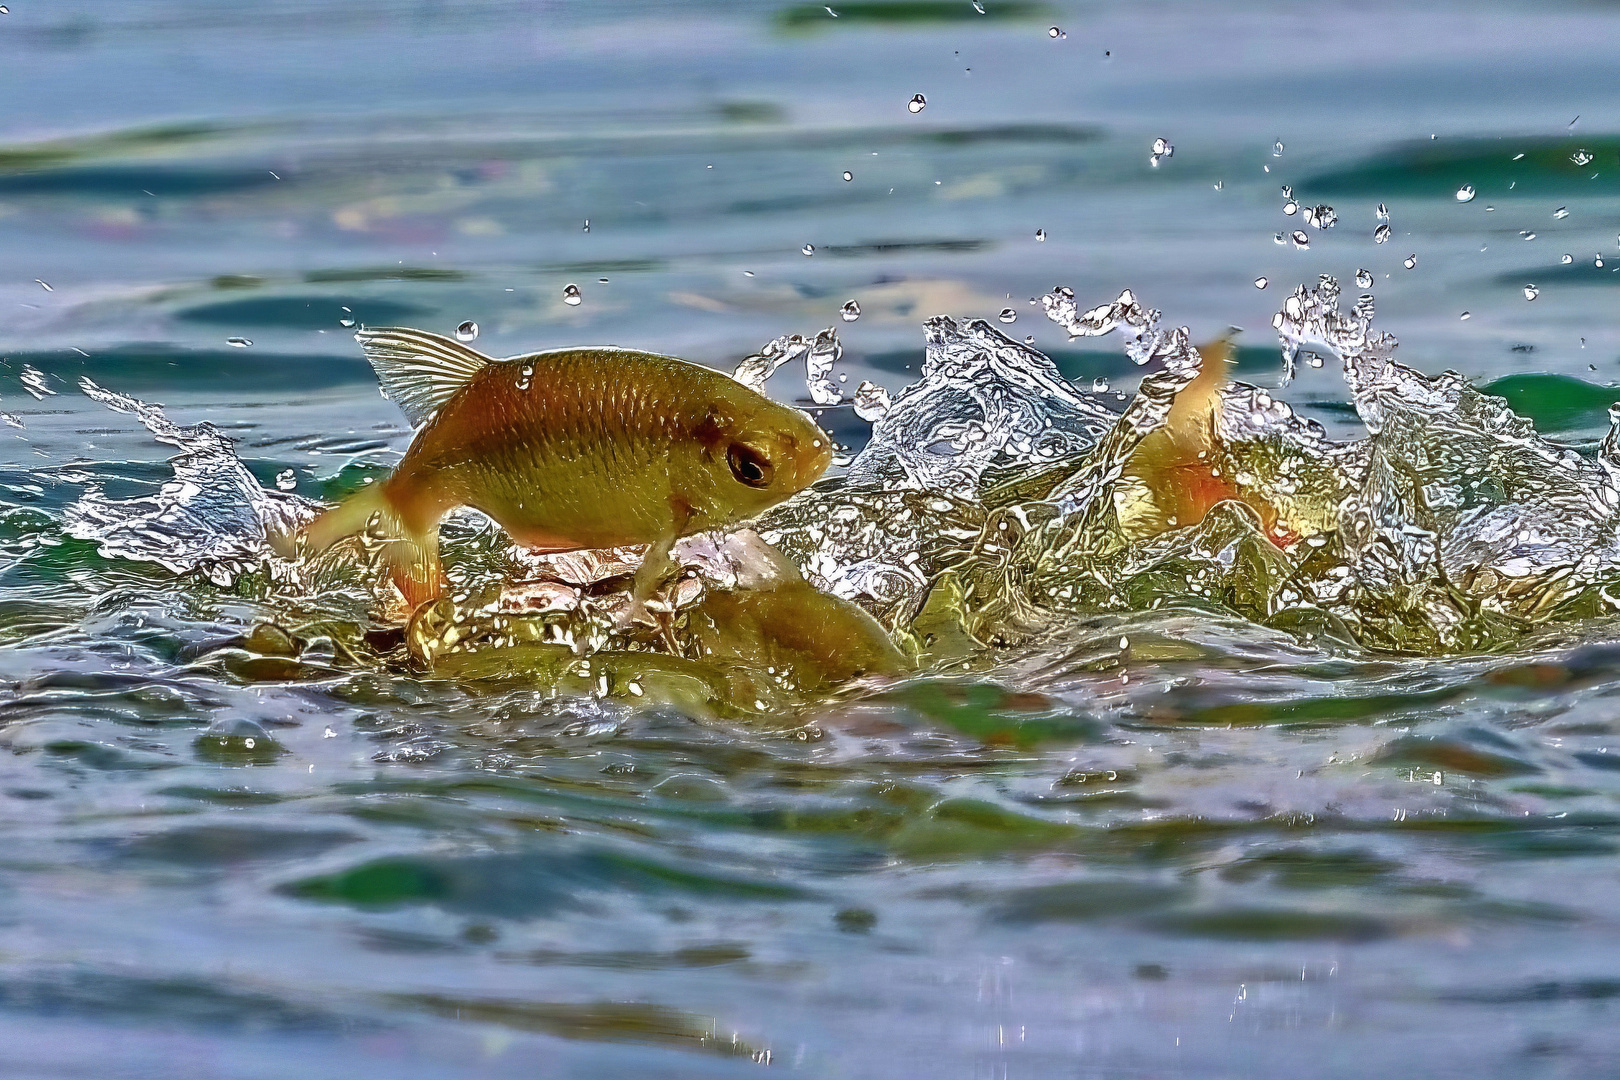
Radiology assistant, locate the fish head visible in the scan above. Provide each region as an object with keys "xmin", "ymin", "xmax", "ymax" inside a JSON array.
[{"xmin": 690, "ymin": 396, "xmax": 833, "ymax": 524}]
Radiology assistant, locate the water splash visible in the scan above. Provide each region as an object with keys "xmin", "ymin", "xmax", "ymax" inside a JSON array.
[{"xmin": 63, "ymin": 380, "xmax": 317, "ymax": 586}]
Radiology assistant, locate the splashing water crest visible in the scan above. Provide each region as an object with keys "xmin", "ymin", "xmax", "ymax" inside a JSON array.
[{"xmin": 59, "ymin": 274, "xmax": 1620, "ymax": 669}]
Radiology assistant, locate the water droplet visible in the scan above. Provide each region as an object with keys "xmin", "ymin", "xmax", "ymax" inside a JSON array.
[
  {"xmin": 1306, "ymin": 204, "xmax": 1336, "ymax": 229},
  {"xmin": 1281, "ymin": 185, "xmax": 1293, "ymax": 198},
  {"xmin": 1562, "ymin": 253, "xmax": 1574, "ymax": 264},
  {"xmin": 1092, "ymin": 377, "xmax": 1110, "ymax": 393},
  {"xmin": 34, "ymin": 279, "xmax": 51, "ymax": 291},
  {"xmin": 1599, "ymin": 256, "xmax": 1606, "ymax": 268},
  {"xmin": 1290, "ymin": 230, "xmax": 1310, "ymax": 249},
  {"xmin": 1273, "ymin": 232, "xmax": 1286, "ymax": 245},
  {"xmin": 1283, "ymin": 200, "xmax": 1298, "ymax": 216},
  {"xmin": 582, "ymin": 219, "xmax": 590, "ymax": 232},
  {"xmin": 338, "ymin": 317, "xmax": 355, "ymax": 328},
  {"xmin": 274, "ymin": 469, "xmax": 297, "ymax": 491},
  {"xmin": 907, "ymin": 94, "xmax": 927, "ymax": 114},
  {"xmin": 1034, "ymin": 228, "xmax": 1046, "ymax": 241},
  {"xmin": 1374, "ymin": 223, "xmax": 1392, "ymax": 244},
  {"xmin": 455, "ymin": 320, "xmax": 479, "ymax": 341},
  {"xmin": 842, "ymin": 171, "xmax": 853, "ymax": 181},
  {"xmin": 1521, "ymin": 231, "xmax": 1537, "ymax": 240},
  {"xmin": 840, "ymin": 299, "xmax": 861, "ymax": 322},
  {"xmin": 1355, "ymin": 268, "xmax": 1374, "ymax": 288},
  {"xmin": 1403, "ymin": 254, "xmax": 1417, "ymax": 269},
  {"xmin": 1273, "ymin": 140, "xmax": 1285, "ymax": 156},
  {"xmin": 226, "ymin": 337, "xmax": 252, "ymax": 348},
  {"xmin": 562, "ymin": 284, "xmax": 582, "ymax": 306},
  {"xmin": 1524, "ymin": 283, "xmax": 1540, "ymax": 301},
  {"xmin": 1553, "ymin": 206, "xmax": 1570, "ymax": 219},
  {"xmin": 1254, "ymin": 276, "xmax": 1268, "ymax": 289},
  {"xmin": 802, "ymin": 244, "xmax": 815, "ymax": 256},
  {"xmin": 1460, "ymin": 311, "xmax": 1471, "ymax": 320},
  {"xmin": 1376, "ymin": 203, "xmax": 1390, "ymax": 221},
  {"xmin": 971, "ymin": 0, "xmax": 984, "ymax": 11},
  {"xmin": 1455, "ymin": 184, "xmax": 1476, "ymax": 202},
  {"xmin": 1149, "ymin": 137, "xmax": 1173, "ymax": 167},
  {"xmin": 1572, "ymin": 148, "xmax": 1595, "ymax": 166},
  {"xmin": 1048, "ymin": 25, "xmax": 1062, "ymax": 37},
  {"xmin": 998, "ymin": 307, "xmax": 1017, "ymax": 323},
  {"xmin": 0, "ymin": 7, "xmax": 10, "ymax": 13}
]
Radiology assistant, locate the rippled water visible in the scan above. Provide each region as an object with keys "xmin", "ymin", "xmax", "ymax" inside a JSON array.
[{"xmin": 7, "ymin": 2, "xmax": 1620, "ymax": 1077}]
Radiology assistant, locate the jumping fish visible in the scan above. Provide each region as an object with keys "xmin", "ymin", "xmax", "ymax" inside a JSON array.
[
  {"xmin": 1117, "ymin": 337, "xmax": 1290, "ymax": 541},
  {"xmin": 296, "ymin": 328, "xmax": 832, "ymax": 610}
]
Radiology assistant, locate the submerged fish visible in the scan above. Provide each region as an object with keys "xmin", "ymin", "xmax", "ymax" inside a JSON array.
[
  {"xmin": 1115, "ymin": 337, "xmax": 1294, "ymax": 541},
  {"xmin": 296, "ymin": 328, "xmax": 832, "ymax": 608}
]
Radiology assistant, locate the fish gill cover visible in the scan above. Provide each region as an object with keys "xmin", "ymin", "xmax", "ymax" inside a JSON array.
[{"xmin": 56, "ymin": 275, "xmax": 1620, "ymax": 681}]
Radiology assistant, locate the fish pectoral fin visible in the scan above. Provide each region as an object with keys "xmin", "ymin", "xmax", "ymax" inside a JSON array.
[
  {"xmin": 357, "ymin": 326, "xmax": 492, "ymax": 427},
  {"xmin": 618, "ymin": 532, "xmax": 679, "ymax": 631}
]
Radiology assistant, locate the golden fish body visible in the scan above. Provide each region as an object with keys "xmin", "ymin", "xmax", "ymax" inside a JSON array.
[{"xmin": 303, "ymin": 328, "xmax": 831, "ymax": 607}]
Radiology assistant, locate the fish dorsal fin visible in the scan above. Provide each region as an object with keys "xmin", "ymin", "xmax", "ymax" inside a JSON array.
[{"xmin": 356, "ymin": 326, "xmax": 492, "ymax": 427}]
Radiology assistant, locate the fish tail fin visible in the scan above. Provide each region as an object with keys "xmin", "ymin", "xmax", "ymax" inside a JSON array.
[
  {"xmin": 1120, "ymin": 335, "xmax": 1239, "ymax": 537},
  {"xmin": 1162, "ymin": 335, "xmax": 1235, "ymax": 453},
  {"xmin": 302, "ymin": 484, "xmax": 445, "ymax": 609}
]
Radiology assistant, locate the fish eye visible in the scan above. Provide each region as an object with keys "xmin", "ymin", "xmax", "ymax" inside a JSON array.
[{"xmin": 726, "ymin": 443, "xmax": 773, "ymax": 489}]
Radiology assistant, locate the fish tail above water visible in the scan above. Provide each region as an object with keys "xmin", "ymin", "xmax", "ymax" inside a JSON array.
[
  {"xmin": 303, "ymin": 483, "xmax": 444, "ymax": 608},
  {"xmin": 356, "ymin": 326, "xmax": 491, "ymax": 427},
  {"xmin": 1118, "ymin": 336, "xmax": 1241, "ymax": 537}
]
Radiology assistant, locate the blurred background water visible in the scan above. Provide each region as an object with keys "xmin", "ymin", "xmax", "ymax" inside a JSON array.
[{"xmin": 4, "ymin": 1, "xmax": 1620, "ymax": 1077}]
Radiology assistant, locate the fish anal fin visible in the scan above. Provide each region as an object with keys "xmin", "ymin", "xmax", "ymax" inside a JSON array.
[{"xmin": 356, "ymin": 326, "xmax": 492, "ymax": 427}]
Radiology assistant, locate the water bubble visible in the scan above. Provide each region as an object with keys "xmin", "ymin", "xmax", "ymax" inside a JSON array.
[
  {"xmin": 1562, "ymin": 253, "xmax": 1574, "ymax": 264},
  {"xmin": 1254, "ymin": 276, "xmax": 1268, "ymax": 289},
  {"xmin": 1374, "ymin": 223, "xmax": 1392, "ymax": 244},
  {"xmin": 226, "ymin": 337, "xmax": 252, "ymax": 348},
  {"xmin": 1035, "ymin": 228, "xmax": 1046, "ymax": 241},
  {"xmin": 1553, "ymin": 206, "xmax": 1570, "ymax": 219},
  {"xmin": 907, "ymin": 94, "xmax": 927, "ymax": 114},
  {"xmin": 1403, "ymin": 254, "xmax": 1417, "ymax": 269},
  {"xmin": 1355, "ymin": 268, "xmax": 1374, "ymax": 288},
  {"xmin": 1460, "ymin": 311, "xmax": 1471, "ymax": 320},
  {"xmin": 1092, "ymin": 377, "xmax": 1110, "ymax": 393},
  {"xmin": 802, "ymin": 244, "xmax": 815, "ymax": 256},
  {"xmin": 1572, "ymin": 148, "xmax": 1595, "ymax": 166},
  {"xmin": 455, "ymin": 320, "xmax": 479, "ymax": 341},
  {"xmin": 842, "ymin": 171, "xmax": 853, "ymax": 181},
  {"xmin": 274, "ymin": 469, "xmax": 297, "ymax": 491},
  {"xmin": 998, "ymin": 307, "xmax": 1017, "ymax": 323},
  {"xmin": 1305, "ymin": 204, "xmax": 1337, "ymax": 229},
  {"xmin": 1290, "ymin": 230, "xmax": 1310, "ymax": 249},
  {"xmin": 1283, "ymin": 200, "xmax": 1298, "ymax": 216},
  {"xmin": 1456, "ymin": 184, "xmax": 1476, "ymax": 202},
  {"xmin": 1376, "ymin": 203, "xmax": 1390, "ymax": 221},
  {"xmin": 840, "ymin": 299, "xmax": 861, "ymax": 322},
  {"xmin": 1048, "ymin": 25, "xmax": 1062, "ymax": 37},
  {"xmin": 1524, "ymin": 284, "xmax": 1540, "ymax": 301},
  {"xmin": 1273, "ymin": 232, "xmax": 1286, "ymax": 245},
  {"xmin": 562, "ymin": 284, "xmax": 582, "ymax": 306},
  {"xmin": 852, "ymin": 380, "xmax": 891, "ymax": 421},
  {"xmin": 1273, "ymin": 140, "xmax": 1285, "ymax": 156}
]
